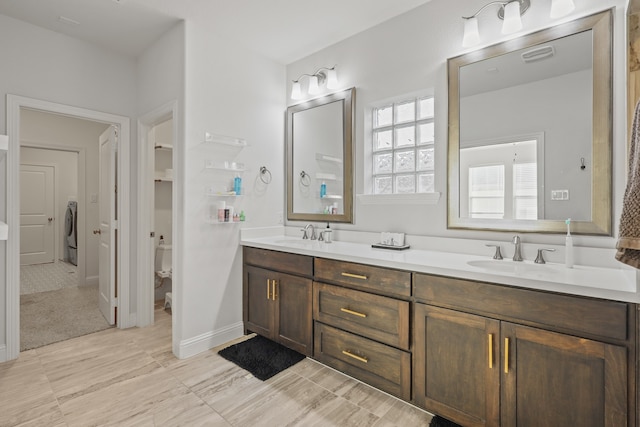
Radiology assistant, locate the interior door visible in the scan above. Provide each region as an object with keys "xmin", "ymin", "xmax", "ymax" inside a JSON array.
[
  {"xmin": 20, "ymin": 164, "xmax": 55, "ymax": 265},
  {"xmin": 98, "ymin": 126, "xmax": 117, "ymax": 325}
]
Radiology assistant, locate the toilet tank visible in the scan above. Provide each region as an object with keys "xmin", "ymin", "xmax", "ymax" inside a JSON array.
[{"xmin": 155, "ymin": 244, "xmax": 172, "ymax": 272}]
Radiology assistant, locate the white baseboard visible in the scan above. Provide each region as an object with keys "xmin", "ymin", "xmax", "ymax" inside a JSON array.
[
  {"xmin": 176, "ymin": 321, "xmax": 244, "ymax": 359},
  {"xmin": 84, "ymin": 276, "xmax": 98, "ymax": 286},
  {"xmin": 0, "ymin": 344, "xmax": 7, "ymax": 363}
]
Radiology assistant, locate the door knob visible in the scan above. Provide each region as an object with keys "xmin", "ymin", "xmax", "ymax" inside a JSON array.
[
  {"xmin": 48, "ymin": 217, "xmax": 53, "ymax": 223},
  {"xmin": 93, "ymin": 229, "xmax": 101, "ymax": 235}
]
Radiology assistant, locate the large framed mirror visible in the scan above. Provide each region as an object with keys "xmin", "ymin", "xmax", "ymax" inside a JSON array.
[
  {"xmin": 448, "ymin": 10, "xmax": 612, "ymax": 235},
  {"xmin": 286, "ymin": 87, "xmax": 355, "ymax": 223}
]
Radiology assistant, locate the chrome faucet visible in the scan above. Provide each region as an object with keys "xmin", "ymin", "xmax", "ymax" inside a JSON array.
[
  {"xmin": 512, "ymin": 235, "xmax": 523, "ymax": 261},
  {"xmin": 301, "ymin": 223, "xmax": 317, "ymax": 240}
]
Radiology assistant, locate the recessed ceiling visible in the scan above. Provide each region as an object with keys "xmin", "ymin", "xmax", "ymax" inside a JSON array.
[{"xmin": 0, "ymin": 0, "xmax": 432, "ymax": 63}]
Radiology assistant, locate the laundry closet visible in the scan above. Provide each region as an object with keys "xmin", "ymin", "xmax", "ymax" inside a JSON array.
[{"xmin": 150, "ymin": 119, "xmax": 173, "ymax": 306}]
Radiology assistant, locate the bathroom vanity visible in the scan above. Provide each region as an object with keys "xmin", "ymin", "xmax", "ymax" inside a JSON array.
[{"xmin": 241, "ymin": 236, "xmax": 638, "ymax": 427}]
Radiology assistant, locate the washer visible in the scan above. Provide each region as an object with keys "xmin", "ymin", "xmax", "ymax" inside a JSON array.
[{"xmin": 65, "ymin": 201, "xmax": 77, "ymax": 266}]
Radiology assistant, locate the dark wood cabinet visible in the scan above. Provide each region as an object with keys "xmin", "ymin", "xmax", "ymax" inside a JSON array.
[
  {"xmin": 501, "ymin": 322, "xmax": 627, "ymax": 427},
  {"xmin": 414, "ymin": 304, "xmax": 500, "ymax": 427},
  {"xmin": 414, "ymin": 302, "xmax": 630, "ymax": 427},
  {"xmin": 243, "ymin": 249, "xmax": 313, "ymax": 356},
  {"xmin": 242, "ymin": 246, "xmax": 636, "ymax": 426}
]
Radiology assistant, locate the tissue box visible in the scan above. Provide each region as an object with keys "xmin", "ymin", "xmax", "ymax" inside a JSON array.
[{"xmin": 380, "ymin": 232, "xmax": 405, "ymax": 246}]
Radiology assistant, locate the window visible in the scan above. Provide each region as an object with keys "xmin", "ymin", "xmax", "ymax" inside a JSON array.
[{"xmin": 372, "ymin": 97, "xmax": 435, "ymax": 194}]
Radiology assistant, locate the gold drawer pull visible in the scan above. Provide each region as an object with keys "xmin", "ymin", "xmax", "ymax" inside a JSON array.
[
  {"xmin": 504, "ymin": 337, "xmax": 510, "ymax": 374},
  {"xmin": 488, "ymin": 333, "xmax": 493, "ymax": 369},
  {"xmin": 340, "ymin": 308, "xmax": 367, "ymax": 318},
  {"xmin": 267, "ymin": 279, "xmax": 271, "ymax": 300},
  {"xmin": 342, "ymin": 350, "xmax": 368, "ymax": 363},
  {"xmin": 341, "ymin": 272, "xmax": 368, "ymax": 280},
  {"xmin": 273, "ymin": 280, "xmax": 278, "ymax": 299}
]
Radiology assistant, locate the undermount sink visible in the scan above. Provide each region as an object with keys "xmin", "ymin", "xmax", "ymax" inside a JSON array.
[
  {"xmin": 273, "ymin": 238, "xmax": 318, "ymax": 246},
  {"xmin": 466, "ymin": 259, "xmax": 561, "ymax": 279}
]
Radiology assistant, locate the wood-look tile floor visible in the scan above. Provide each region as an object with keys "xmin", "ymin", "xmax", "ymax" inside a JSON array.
[{"xmin": 0, "ymin": 306, "xmax": 433, "ymax": 426}]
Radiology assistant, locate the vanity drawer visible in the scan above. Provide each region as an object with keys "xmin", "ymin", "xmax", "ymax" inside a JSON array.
[
  {"xmin": 413, "ymin": 273, "xmax": 630, "ymax": 341},
  {"xmin": 313, "ymin": 282, "xmax": 410, "ymax": 350},
  {"xmin": 314, "ymin": 322, "xmax": 411, "ymax": 400},
  {"xmin": 314, "ymin": 258, "xmax": 411, "ymax": 297},
  {"xmin": 243, "ymin": 247, "xmax": 313, "ymax": 277}
]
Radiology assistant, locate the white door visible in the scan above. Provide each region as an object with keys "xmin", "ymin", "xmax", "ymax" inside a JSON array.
[
  {"xmin": 99, "ymin": 126, "xmax": 117, "ymax": 325},
  {"xmin": 20, "ymin": 164, "xmax": 55, "ymax": 265}
]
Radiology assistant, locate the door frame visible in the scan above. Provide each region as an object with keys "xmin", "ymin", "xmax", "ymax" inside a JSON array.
[
  {"xmin": 137, "ymin": 101, "xmax": 178, "ymax": 328},
  {"xmin": 20, "ymin": 143, "xmax": 85, "ymax": 284},
  {"xmin": 5, "ymin": 94, "xmax": 132, "ymax": 361}
]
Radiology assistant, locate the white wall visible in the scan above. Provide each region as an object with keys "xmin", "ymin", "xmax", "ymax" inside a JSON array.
[
  {"xmin": 0, "ymin": 14, "xmax": 137, "ymax": 351},
  {"xmin": 20, "ymin": 147, "xmax": 78, "ymax": 262},
  {"xmin": 286, "ymin": 0, "xmax": 627, "ymax": 254},
  {"xmin": 177, "ymin": 19, "xmax": 286, "ymax": 357}
]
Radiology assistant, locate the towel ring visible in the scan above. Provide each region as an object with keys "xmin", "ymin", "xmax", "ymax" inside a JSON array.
[
  {"xmin": 299, "ymin": 171, "xmax": 311, "ymax": 187},
  {"xmin": 259, "ymin": 166, "xmax": 272, "ymax": 184}
]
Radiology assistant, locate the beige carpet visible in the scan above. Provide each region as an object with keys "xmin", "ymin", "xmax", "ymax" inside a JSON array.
[{"xmin": 20, "ymin": 285, "xmax": 113, "ymax": 351}]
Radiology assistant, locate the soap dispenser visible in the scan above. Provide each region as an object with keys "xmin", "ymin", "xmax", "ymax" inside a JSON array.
[{"xmin": 323, "ymin": 222, "xmax": 332, "ymax": 243}]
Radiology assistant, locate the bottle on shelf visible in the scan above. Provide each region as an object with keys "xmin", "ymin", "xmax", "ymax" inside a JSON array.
[
  {"xmin": 320, "ymin": 181, "xmax": 327, "ymax": 198},
  {"xmin": 234, "ymin": 176, "xmax": 242, "ymax": 195}
]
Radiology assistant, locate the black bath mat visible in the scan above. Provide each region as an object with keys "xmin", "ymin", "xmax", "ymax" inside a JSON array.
[
  {"xmin": 429, "ymin": 415, "xmax": 463, "ymax": 427},
  {"xmin": 218, "ymin": 335, "xmax": 305, "ymax": 381}
]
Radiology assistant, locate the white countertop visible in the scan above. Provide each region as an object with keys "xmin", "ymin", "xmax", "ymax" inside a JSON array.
[{"xmin": 240, "ymin": 234, "xmax": 640, "ymax": 304}]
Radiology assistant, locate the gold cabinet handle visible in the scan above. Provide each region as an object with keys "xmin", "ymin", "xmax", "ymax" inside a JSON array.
[
  {"xmin": 341, "ymin": 272, "xmax": 368, "ymax": 280},
  {"xmin": 340, "ymin": 307, "xmax": 367, "ymax": 318},
  {"xmin": 504, "ymin": 337, "xmax": 510, "ymax": 374},
  {"xmin": 342, "ymin": 350, "xmax": 368, "ymax": 363},
  {"xmin": 273, "ymin": 280, "xmax": 278, "ymax": 299},
  {"xmin": 488, "ymin": 334, "xmax": 493, "ymax": 369},
  {"xmin": 266, "ymin": 279, "xmax": 271, "ymax": 300}
]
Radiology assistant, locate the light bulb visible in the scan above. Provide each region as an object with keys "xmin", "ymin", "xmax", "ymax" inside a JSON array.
[
  {"xmin": 291, "ymin": 81, "xmax": 302, "ymax": 100},
  {"xmin": 326, "ymin": 68, "xmax": 338, "ymax": 89},
  {"xmin": 502, "ymin": 1, "xmax": 523, "ymax": 34},
  {"xmin": 462, "ymin": 17, "xmax": 480, "ymax": 47},
  {"xmin": 550, "ymin": 0, "xmax": 575, "ymax": 19},
  {"xmin": 308, "ymin": 75, "xmax": 320, "ymax": 94}
]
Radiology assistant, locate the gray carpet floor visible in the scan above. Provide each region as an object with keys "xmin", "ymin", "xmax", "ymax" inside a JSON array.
[{"xmin": 20, "ymin": 284, "xmax": 113, "ymax": 351}]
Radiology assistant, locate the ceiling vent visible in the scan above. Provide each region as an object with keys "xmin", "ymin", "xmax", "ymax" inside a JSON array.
[{"xmin": 521, "ymin": 45, "xmax": 555, "ymax": 63}]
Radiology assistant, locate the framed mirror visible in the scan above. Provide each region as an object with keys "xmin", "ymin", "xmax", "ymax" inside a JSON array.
[
  {"xmin": 448, "ymin": 10, "xmax": 612, "ymax": 235},
  {"xmin": 286, "ymin": 87, "xmax": 355, "ymax": 223}
]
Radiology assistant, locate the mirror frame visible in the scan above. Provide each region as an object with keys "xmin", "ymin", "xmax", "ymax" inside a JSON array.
[
  {"xmin": 447, "ymin": 9, "xmax": 612, "ymax": 235},
  {"xmin": 286, "ymin": 87, "xmax": 355, "ymax": 223}
]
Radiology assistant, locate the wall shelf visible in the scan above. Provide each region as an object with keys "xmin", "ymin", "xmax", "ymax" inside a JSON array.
[
  {"xmin": 154, "ymin": 144, "xmax": 173, "ymax": 151},
  {"xmin": 205, "ymin": 218, "xmax": 246, "ymax": 225},
  {"xmin": 204, "ymin": 160, "xmax": 246, "ymax": 173},
  {"xmin": 205, "ymin": 190, "xmax": 243, "ymax": 197},
  {"xmin": 203, "ymin": 132, "xmax": 248, "ymax": 147}
]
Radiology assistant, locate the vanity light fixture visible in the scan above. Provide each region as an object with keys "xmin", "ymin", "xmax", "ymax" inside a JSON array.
[
  {"xmin": 291, "ymin": 66, "xmax": 338, "ymax": 100},
  {"xmin": 550, "ymin": 0, "xmax": 575, "ymax": 19},
  {"xmin": 462, "ymin": 0, "xmax": 576, "ymax": 48},
  {"xmin": 462, "ymin": 0, "xmax": 530, "ymax": 47}
]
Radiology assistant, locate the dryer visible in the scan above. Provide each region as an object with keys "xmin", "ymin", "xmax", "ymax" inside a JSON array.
[{"xmin": 65, "ymin": 201, "xmax": 78, "ymax": 266}]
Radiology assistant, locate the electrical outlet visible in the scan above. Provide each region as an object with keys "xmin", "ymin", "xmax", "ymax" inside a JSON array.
[
  {"xmin": 551, "ymin": 190, "xmax": 570, "ymax": 201},
  {"xmin": 276, "ymin": 211, "xmax": 283, "ymax": 225}
]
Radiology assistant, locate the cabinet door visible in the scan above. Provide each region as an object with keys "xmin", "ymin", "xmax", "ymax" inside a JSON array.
[
  {"xmin": 414, "ymin": 304, "xmax": 500, "ymax": 427},
  {"xmin": 243, "ymin": 265, "xmax": 274, "ymax": 339},
  {"xmin": 274, "ymin": 272, "xmax": 313, "ymax": 356},
  {"xmin": 501, "ymin": 322, "xmax": 627, "ymax": 427}
]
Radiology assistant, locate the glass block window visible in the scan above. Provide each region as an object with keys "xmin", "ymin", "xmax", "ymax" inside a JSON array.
[{"xmin": 372, "ymin": 96, "xmax": 435, "ymax": 194}]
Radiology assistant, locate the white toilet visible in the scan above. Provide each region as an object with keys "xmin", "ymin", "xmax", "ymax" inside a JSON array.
[{"xmin": 155, "ymin": 244, "xmax": 172, "ymax": 308}]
